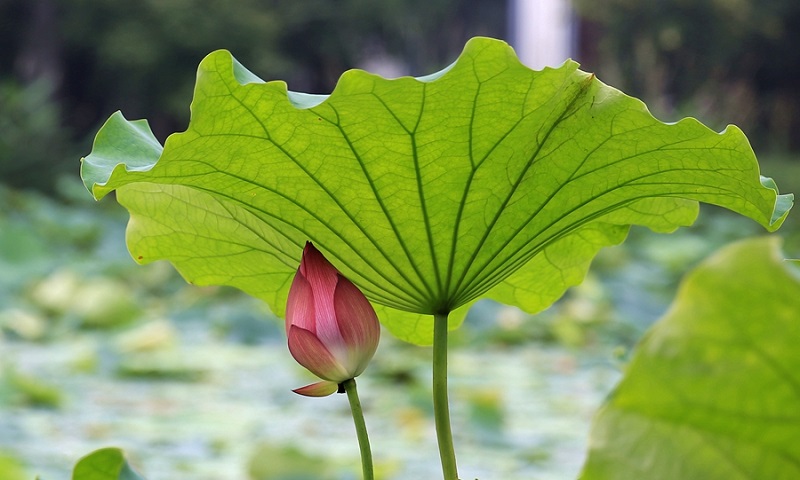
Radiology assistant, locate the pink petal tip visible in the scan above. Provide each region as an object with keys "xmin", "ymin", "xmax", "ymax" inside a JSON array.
[{"xmin": 292, "ymin": 380, "xmax": 340, "ymax": 397}]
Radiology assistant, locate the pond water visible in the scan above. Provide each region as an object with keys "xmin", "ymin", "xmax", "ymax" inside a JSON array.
[{"xmin": 0, "ymin": 328, "xmax": 620, "ymax": 480}]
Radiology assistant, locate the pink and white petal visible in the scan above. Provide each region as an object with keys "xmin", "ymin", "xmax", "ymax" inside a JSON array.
[
  {"xmin": 286, "ymin": 271, "xmax": 316, "ymax": 333},
  {"xmin": 300, "ymin": 244, "xmax": 345, "ymax": 349},
  {"xmin": 292, "ymin": 380, "xmax": 339, "ymax": 397},
  {"xmin": 300, "ymin": 242, "xmax": 339, "ymax": 298},
  {"xmin": 301, "ymin": 243, "xmax": 340, "ymax": 288},
  {"xmin": 333, "ymin": 274, "xmax": 380, "ymax": 376},
  {"xmin": 288, "ymin": 325, "xmax": 349, "ymax": 382}
]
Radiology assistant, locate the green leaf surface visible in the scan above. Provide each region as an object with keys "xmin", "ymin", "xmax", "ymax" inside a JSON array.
[
  {"xmin": 81, "ymin": 37, "xmax": 791, "ymax": 344},
  {"xmin": 581, "ymin": 237, "xmax": 800, "ymax": 480},
  {"xmin": 0, "ymin": 451, "xmax": 27, "ymax": 480},
  {"xmin": 72, "ymin": 448, "xmax": 145, "ymax": 480}
]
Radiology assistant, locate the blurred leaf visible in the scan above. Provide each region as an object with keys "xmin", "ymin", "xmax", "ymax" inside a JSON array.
[
  {"xmin": 114, "ymin": 319, "xmax": 177, "ymax": 353},
  {"xmin": 466, "ymin": 388, "xmax": 505, "ymax": 438},
  {"xmin": 30, "ymin": 269, "xmax": 82, "ymax": 316},
  {"xmin": 0, "ymin": 308, "xmax": 47, "ymax": 341},
  {"xmin": 115, "ymin": 350, "xmax": 207, "ymax": 381},
  {"xmin": 71, "ymin": 279, "xmax": 142, "ymax": 329},
  {"xmin": 581, "ymin": 237, "xmax": 800, "ymax": 479},
  {"xmin": 247, "ymin": 443, "xmax": 335, "ymax": 480},
  {"xmin": 72, "ymin": 448, "xmax": 144, "ymax": 480},
  {"xmin": 0, "ymin": 217, "xmax": 49, "ymax": 266},
  {"xmin": 2, "ymin": 368, "xmax": 63, "ymax": 408},
  {"xmin": 81, "ymin": 37, "xmax": 791, "ymax": 345},
  {"xmin": 0, "ymin": 451, "xmax": 27, "ymax": 480}
]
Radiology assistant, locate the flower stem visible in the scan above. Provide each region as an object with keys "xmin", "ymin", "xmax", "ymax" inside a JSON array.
[
  {"xmin": 342, "ymin": 378, "xmax": 374, "ymax": 480},
  {"xmin": 433, "ymin": 312, "xmax": 459, "ymax": 480}
]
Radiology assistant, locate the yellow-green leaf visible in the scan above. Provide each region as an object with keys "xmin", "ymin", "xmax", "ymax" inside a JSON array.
[
  {"xmin": 81, "ymin": 37, "xmax": 791, "ymax": 344},
  {"xmin": 72, "ymin": 448, "xmax": 145, "ymax": 480},
  {"xmin": 581, "ymin": 237, "xmax": 800, "ymax": 479}
]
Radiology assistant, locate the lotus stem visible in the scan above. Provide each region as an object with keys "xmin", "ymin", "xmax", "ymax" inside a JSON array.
[
  {"xmin": 343, "ymin": 378, "xmax": 374, "ymax": 480},
  {"xmin": 433, "ymin": 312, "xmax": 459, "ymax": 479}
]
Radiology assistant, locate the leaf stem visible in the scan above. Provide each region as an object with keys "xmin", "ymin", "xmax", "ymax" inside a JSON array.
[
  {"xmin": 342, "ymin": 378, "xmax": 374, "ymax": 480},
  {"xmin": 433, "ymin": 312, "xmax": 459, "ymax": 480}
]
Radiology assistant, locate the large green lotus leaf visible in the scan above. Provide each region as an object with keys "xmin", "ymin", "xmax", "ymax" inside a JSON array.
[
  {"xmin": 81, "ymin": 37, "xmax": 791, "ymax": 344},
  {"xmin": 581, "ymin": 236, "xmax": 800, "ymax": 480},
  {"xmin": 72, "ymin": 448, "xmax": 145, "ymax": 480}
]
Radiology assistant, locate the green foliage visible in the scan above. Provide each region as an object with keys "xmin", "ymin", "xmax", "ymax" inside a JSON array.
[
  {"xmin": 0, "ymin": 80, "xmax": 70, "ymax": 190},
  {"xmin": 0, "ymin": 367, "xmax": 63, "ymax": 408},
  {"xmin": 0, "ymin": 452, "xmax": 27, "ymax": 480},
  {"xmin": 581, "ymin": 237, "xmax": 800, "ymax": 479},
  {"xmin": 574, "ymin": 0, "xmax": 800, "ymax": 150},
  {"xmin": 2, "ymin": 0, "xmax": 506, "ymax": 190},
  {"xmin": 72, "ymin": 448, "xmax": 144, "ymax": 480},
  {"xmin": 81, "ymin": 37, "xmax": 790, "ymax": 345},
  {"xmin": 247, "ymin": 443, "xmax": 337, "ymax": 480},
  {"xmin": 57, "ymin": 0, "xmax": 286, "ymax": 122}
]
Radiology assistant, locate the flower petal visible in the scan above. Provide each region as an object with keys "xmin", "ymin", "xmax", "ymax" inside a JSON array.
[
  {"xmin": 292, "ymin": 380, "xmax": 339, "ymax": 397},
  {"xmin": 334, "ymin": 274, "xmax": 380, "ymax": 377},
  {"xmin": 301, "ymin": 243, "xmax": 338, "ymax": 319},
  {"xmin": 286, "ymin": 270, "xmax": 315, "ymax": 333},
  {"xmin": 301, "ymin": 243, "xmax": 345, "ymax": 350},
  {"xmin": 288, "ymin": 325, "xmax": 350, "ymax": 382}
]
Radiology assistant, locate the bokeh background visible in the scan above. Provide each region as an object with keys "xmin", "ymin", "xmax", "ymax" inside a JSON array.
[{"xmin": 1, "ymin": 1, "xmax": 798, "ymax": 479}]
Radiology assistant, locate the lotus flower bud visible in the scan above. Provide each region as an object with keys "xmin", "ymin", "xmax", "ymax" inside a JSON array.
[{"xmin": 286, "ymin": 242, "xmax": 380, "ymax": 397}]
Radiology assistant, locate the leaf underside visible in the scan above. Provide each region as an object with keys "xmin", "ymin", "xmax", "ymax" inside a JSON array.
[
  {"xmin": 581, "ymin": 237, "xmax": 800, "ymax": 480},
  {"xmin": 81, "ymin": 37, "xmax": 792, "ymax": 344}
]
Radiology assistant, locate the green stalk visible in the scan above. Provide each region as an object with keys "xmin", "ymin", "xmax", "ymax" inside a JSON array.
[
  {"xmin": 433, "ymin": 312, "xmax": 459, "ymax": 479},
  {"xmin": 342, "ymin": 378, "xmax": 374, "ymax": 480}
]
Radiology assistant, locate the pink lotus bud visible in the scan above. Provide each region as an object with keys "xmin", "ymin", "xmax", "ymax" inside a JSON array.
[{"xmin": 286, "ymin": 242, "xmax": 380, "ymax": 397}]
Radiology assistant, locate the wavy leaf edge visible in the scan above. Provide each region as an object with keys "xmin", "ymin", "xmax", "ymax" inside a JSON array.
[{"xmin": 80, "ymin": 37, "xmax": 793, "ymax": 345}]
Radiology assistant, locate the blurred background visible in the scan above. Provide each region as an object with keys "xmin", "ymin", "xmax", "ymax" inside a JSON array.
[{"xmin": 0, "ymin": 1, "xmax": 798, "ymax": 479}]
